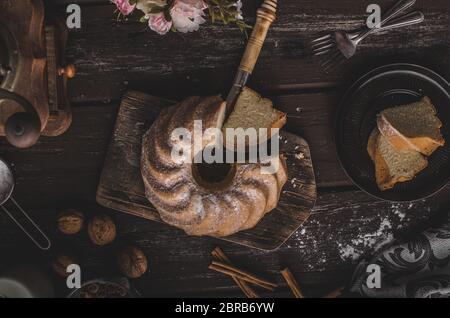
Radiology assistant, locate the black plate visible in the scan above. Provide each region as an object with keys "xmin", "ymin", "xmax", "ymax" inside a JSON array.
[{"xmin": 336, "ymin": 64, "xmax": 450, "ymax": 202}]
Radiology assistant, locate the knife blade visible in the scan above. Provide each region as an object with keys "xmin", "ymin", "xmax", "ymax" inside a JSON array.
[{"xmin": 225, "ymin": 70, "xmax": 250, "ymax": 117}]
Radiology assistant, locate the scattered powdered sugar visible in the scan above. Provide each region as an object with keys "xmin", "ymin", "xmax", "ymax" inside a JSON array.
[
  {"xmin": 394, "ymin": 209, "xmax": 406, "ymax": 222},
  {"xmin": 335, "ymin": 201, "xmax": 423, "ymax": 262},
  {"xmin": 391, "ymin": 202, "xmax": 420, "ymax": 226},
  {"xmin": 286, "ymin": 200, "xmax": 426, "ymax": 270},
  {"xmin": 338, "ymin": 245, "xmax": 359, "ymax": 260},
  {"xmin": 338, "ymin": 217, "xmax": 395, "ymax": 262}
]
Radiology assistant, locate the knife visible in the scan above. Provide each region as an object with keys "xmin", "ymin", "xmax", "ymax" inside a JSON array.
[{"xmin": 225, "ymin": 0, "xmax": 278, "ymax": 118}]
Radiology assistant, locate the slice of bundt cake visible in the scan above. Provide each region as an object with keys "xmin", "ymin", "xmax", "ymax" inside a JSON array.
[
  {"xmin": 222, "ymin": 87, "xmax": 286, "ymax": 149},
  {"xmin": 368, "ymin": 128, "xmax": 428, "ymax": 191},
  {"xmin": 377, "ymin": 96, "xmax": 445, "ymax": 156}
]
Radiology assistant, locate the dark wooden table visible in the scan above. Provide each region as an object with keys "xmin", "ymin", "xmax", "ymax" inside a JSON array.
[{"xmin": 0, "ymin": 0, "xmax": 449, "ymax": 297}]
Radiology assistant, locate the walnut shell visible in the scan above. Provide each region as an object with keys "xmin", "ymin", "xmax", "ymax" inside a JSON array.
[
  {"xmin": 52, "ymin": 254, "xmax": 77, "ymax": 278},
  {"xmin": 88, "ymin": 214, "xmax": 116, "ymax": 246},
  {"xmin": 117, "ymin": 246, "xmax": 148, "ymax": 279},
  {"xmin": 57, "ymin": 209, "xmax": 84, "ymax": 235}
]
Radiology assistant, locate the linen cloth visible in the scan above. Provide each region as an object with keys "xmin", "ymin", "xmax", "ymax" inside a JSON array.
[{"xmin": 350, "ymin": 214, "xmax": 450, "ymax": 298}]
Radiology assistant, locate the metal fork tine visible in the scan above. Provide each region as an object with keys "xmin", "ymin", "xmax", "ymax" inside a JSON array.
[
  {"xmin": 311, "ymin": 31, "xmax": 350, "ymax": 73},
  {"xmin": 320, "ymin": 50, "xmax": 341, "ymax": 68},
  {"xmin": 310, "ymin": 34, "xmax": 332, "ymax": 43},
  {"xmin": 314, "ymin": 49, "xmax": 332, "ymax": 56},
  {"xmin": 313, "ymin": 42, "xmax": 335, "ymax": 53},
  {"xmin": 324, "ymin": 55, "xmax": 346, "ymax": 72},
  {"xmin": 310, "ymin": 38, "xmax": 333, "ymax": 49}
]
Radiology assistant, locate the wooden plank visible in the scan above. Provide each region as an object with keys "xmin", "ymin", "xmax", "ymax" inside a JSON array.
[
  {"xmin": 0, "ymin": 0, "xmax": 446, "ymax": 298},
  {"xmin": 0, "ymin": 185, "xmax": 447, "ymax": 297},
  {"xmin": 271, "ymin": 92, "xmax": 350, "ymax": 187},
  {"xmin": 96, "ymin": 91, "xmax": 316, "ymax": 251},
  {"xmin": 0, "ymin": 92, "xmax": 336, "ymax": 209},
  {"xmin": 0, "ymin": 91, "xmax": 447, "ymax": 295},
  {"xmin": 4, "ymin": 83, "xmax": 449, "ymax": 201},
  {"xmin": 0, "ymin": 103, "xmax": 117, "ymax": 207},
  {"xmin": 45, "ymin": 0, "xmax": 450, "ymax": 102}
]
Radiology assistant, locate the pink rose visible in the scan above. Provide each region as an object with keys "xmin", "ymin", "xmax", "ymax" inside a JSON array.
[
  {"xmin": 112, "ymin": 0, "xmax": 136, "ymax": 16},
  {"xmin": 170, "ymin": 0, "xmax": 208, "ymax": 33},
  {"xmin": 148, "ymin": 12, "xmax": 173, "ymax": 35}
]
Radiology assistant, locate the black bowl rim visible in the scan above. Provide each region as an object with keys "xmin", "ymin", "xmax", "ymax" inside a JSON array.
[{"xmin": 335, "ymin": 63, "xmax": 450, "ymax": 202}]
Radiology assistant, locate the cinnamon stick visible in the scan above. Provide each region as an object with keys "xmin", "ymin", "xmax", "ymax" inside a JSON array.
[
  {"xmin": 211, "ymin": 247, "xmax": 259, "ymax": 298},
  {"xmin": 280, "ymin": 268, "xmax": 304, "ymax": 298},
  {"xmin": 209, "ymin": 261, "xmax": 277, "ymax": 291}
]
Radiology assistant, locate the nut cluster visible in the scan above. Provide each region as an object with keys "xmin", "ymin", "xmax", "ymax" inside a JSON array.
[{"xmin": 54, "ymin": 210, "xmax": 149, "ymax": 282}]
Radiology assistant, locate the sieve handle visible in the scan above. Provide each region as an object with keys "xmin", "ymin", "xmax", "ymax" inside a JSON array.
[{"xmin": 2, "ymin": 197, "xmax": 51, "ymax": 250}]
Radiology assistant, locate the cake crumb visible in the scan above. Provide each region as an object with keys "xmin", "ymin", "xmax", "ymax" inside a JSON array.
[
  {"xmin": 295, "ymin": 152, "xmax": 305, "ymax": 160},
  {"xmin": 290, "ymin": 178, "xmax": 303, "ymax": 189}
]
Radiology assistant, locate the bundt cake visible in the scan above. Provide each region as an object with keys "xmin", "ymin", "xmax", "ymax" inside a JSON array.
[{"xmin": 141, "ymin": 95, "xmax": 288, "ymax": 237}]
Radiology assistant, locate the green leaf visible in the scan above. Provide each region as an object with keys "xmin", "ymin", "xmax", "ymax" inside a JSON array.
[
  {"xmin": 149, "ymin": 6, "xmax": 166, "ymax": 14},
  {"xmin": 164, "ymin": 9, "xmax": 172, "ymax": 22}
]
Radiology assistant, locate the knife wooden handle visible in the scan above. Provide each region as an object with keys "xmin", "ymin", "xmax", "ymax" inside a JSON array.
[{"xmin": 238, "ymin": 0, "xmax": 277, "ymax": 74}]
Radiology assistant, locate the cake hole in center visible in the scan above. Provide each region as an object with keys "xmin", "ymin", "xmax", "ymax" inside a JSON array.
[{"xmin": 192, "ymin": 161, "xmax": 236, "ymax": 190}]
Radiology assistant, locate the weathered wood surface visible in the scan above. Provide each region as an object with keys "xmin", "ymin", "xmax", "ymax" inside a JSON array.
[
  {"xmin": 0, "ymin": 185, "xmax": 448, "ymax": 297},
  {"xmin": 0, "ymin": 90, "xmax": 347, "ymax": 202},
  {"xmin": 0, "ymin": 91, "xmax": 449, "ymax": 296},
  {"xmin": 96, "ymin": 91, "xmax": 316, "ymax": 250},
  {"xmin": 48, "ymin": 0, "xmax": 450, "ymax": 102},
  {"xmin": 0, "ymin": 0, "xmax": 448, "ymax": 297}
]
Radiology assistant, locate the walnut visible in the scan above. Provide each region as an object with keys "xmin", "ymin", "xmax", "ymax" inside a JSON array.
[
  {"xmin": 52, "ymin": 254, "xmax": 77, "ymax": 278},
  {"xmin": 117, "ymin": 246, "xmax": 148, "ymax": 279},
  {"xmin": 88, "ymin": 214, "xmax": 116, "ymax": 246},
  {"xmin": 57, "ymin": 209, "xmax": 84, "ymax": 235}
]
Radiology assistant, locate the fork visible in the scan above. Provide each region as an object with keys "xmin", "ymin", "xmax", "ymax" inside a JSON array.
[
  {"xmin": 312, "ymin": 11, "xmax": 424, "ymax": 53},
  {"xmin": 311, "ymin": 0, "xmax": 420, "ymax": 72},
  {"xmin": 349, "ymin": 10, "xmax": 424, "ymax": 35}
]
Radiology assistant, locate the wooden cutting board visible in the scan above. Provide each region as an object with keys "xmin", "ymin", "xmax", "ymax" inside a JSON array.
[{"xmin": 96, "ymin": 91, "xmax": 316, "ymax": 250}]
